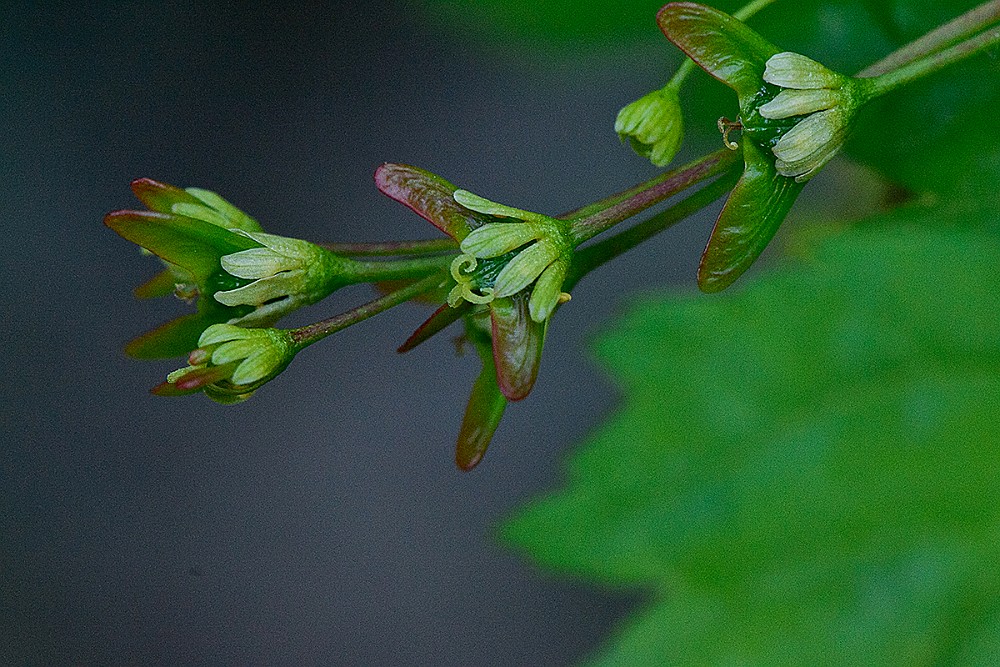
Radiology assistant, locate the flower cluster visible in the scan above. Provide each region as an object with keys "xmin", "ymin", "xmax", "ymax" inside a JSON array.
[
  {"xmin": 106, "ymin": 179, "xmax": 354, "ymax": 358},
  {"xmin": 107, "ymin": 1, "xmax": 989, "ymax": 469}
]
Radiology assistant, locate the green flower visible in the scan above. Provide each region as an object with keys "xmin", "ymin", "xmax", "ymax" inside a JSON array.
[
  {"xmin": 450, "ymin": 189, "xmax": 573, "ymax": 324},
  {"xmin": 756, "ymin": 52, "xmax": 866, "ymax": 182},
  {"xmin": 106, "ymin": 178, "xmax": 353, "ymax": 358},
  {"xmin": 657, "ymin": 2, "xmax": 870, "ymax": 292},
  {"xmin": 615, "ymin": 86, "xmax": 685, "ymax": 167},
  {"xmin": 152, "ymin": 324, "xmax": 297, "ymax": 404},
  {"xmin": 215, "ymin": 231, "xmax": 351, "ymax": 327},
  {"xmin": 376, "ymin": 163, "xmax": 551, "ymax": 469}
]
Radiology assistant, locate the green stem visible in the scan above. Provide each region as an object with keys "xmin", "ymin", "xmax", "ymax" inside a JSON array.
[
  {"xmin": 317, "ymin": 238, "xmax": 458, "ymax": 256},
  {"xmin": 867, "ymin": 23, "xmax": 1000, "ymax": 97},
  {"xmin": 565, "ymin": 167, "xmax": 742, "ymax": 290},
  {"xmin": 568, "ymin": 148, "xmax": 740, "ymax": 244},
  {"xmin": 290, "ymin": 272, "xmax": 447, "ymax": 347},
  {"xmin": 858, "ymin": 0, "xmax": 1000, "ymax": 78},
  {"xmin": 351, "ymin": 254, "xmax": 455, "ymax": 282}
]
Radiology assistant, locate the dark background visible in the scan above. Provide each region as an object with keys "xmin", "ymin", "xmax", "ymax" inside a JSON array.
[{"xmin": 2, "ymin": 2, "xmax": 734, "ymax": 664}]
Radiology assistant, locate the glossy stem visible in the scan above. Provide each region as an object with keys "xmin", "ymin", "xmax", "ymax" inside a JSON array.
[
  {"xmin": 565, "ymin": 167, "xmax": 742, "ymax": 290},
  {"xmin": 351, "ymin": 254, "xmax": 454, "ymax": 283},
  {"xmin": 568, "ymin": 148, "xmax": 740, "ymax": 245},
  {"xmin": 290, "ymin": 272, "xmax": 446, "ymax": 347},
  {"xmin": 858, "ymin": 0, "xmax": 1000, "ymax": 78},
  {"xmin": 317, "ymin": 238, "xmax": 458, "ymax": 256},
  {"xmin": 867, "ymin": 23, "xmax": 1000, "ymax": 97}
]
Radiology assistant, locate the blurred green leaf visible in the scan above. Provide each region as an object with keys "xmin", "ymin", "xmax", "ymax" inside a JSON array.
[{"xmin": 503, "ymin": 200, "xmax": 1000, "ymax": 664}]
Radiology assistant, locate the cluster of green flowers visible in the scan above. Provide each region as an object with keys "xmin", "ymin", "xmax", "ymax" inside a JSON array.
[{"xmin": 109, "ymin": 1, "xmax": 996, "ymax": 468}]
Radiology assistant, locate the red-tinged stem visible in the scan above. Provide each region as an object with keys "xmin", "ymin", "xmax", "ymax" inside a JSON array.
[
  {"xmin": 565, "ymin": 167, "xmax": 742, "ymax": 290},
  {"xmin": 567, "ymin": 148, "xmax": 740, "ymax": 245},
  {"xmin": 289, "ymin": 272, "xmax": 447, "ymax": 347}
]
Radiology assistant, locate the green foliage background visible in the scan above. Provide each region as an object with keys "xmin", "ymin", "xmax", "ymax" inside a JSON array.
[{"xmin": 417, "ymin": 0, "xmax": 1000, "ymax": 663}]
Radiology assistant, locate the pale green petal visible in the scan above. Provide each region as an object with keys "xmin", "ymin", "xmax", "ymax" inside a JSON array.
[
  {"xmin": 222, "ymin": 247, "xmax": 302, "ymax": 279},
  {"xmin": 772, "ymin": 109, "xmax": 838, "ymax": 163},
  {"xmin": 210, "ymin": 338, "xmax": 260, "ymax": 366},
  {"xmin": 773, "ymin": 108, "xmax": 851, "ymax": 182},
  {"xmin": 528, "ymin": 258, "xmax": 569, "ymax": 323},
  {"xmin": 759, "ymin": 89, "xmax": 841, "ymax": 120},
  {"xmin": 615, "ymin": 87, "xmax": 684, "ymax": 167},
  {"xmin": 239, "ymin": 231, "xmax": 315, "ymax": 259},
  {"xmin": 453, "ymin": 190, "xmax": 546, "ymax": 222},
  {"xmin": 198, "ymin": 323, "xmax": 248, "ymax": 346},
  {"xmin": 493, "ymin": 241, "xmax": 559, "ymax": 298},
  {"xmin": 763, "ymin": 52, "xmax": 844, "ymax": 89},
  {"xmin": 213, "ymin": 272, "xmax": 303, "ymax": 307},
  {"xmin": 171, "ymin": 202, "xmax": 232, "ymax": 228},
  {"xmin": 460, "ymin": 223, "xmax": 542, "ymax": 258},
  {"xmin": 185, "ymin": 188, "xmax": 262, "ymax": 232},
  {"xmin": 231, "ymin": 347, "xmax": 283, "ymax": 385}
]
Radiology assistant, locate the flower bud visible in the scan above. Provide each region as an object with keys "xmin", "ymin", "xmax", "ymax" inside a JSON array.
[
  {"xmin": 157, "ymin": 324, "xmax": 297, "ymax": 403},
  {"xmin": 615, "ymin": 87, "xmax": 684, "ymax": 167}
]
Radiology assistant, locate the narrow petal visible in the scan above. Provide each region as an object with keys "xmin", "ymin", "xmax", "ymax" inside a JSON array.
[
  {"xmin": 763, "ymin": 52, "xmax": 843, "ymax": 89},
  {"xmin": 492, "ymin": 242, "xmax": 559, "ymax": 298},
  {"xmin": 758, "ymin": 89, "xmax": 840, "ymax": 120},
  {"xmin": 130, "ymin": 178, "xmax": 202, "ymax": 214},
  {"xmin": 455, "ymin": 324, "xmax": 507, "ymax": 471},
  {"xmin": 460, "ymin": 223, "xmax": 542, "ymax": 258},
  {"xmin": 171, "ymin": 203, "xmax": 233, "ymax": 229},
  {"xmin": 657, "ymin": 3, "xmax": 780, "ymax": 101},
  {"xmin": 697, "ymin": 141, "xmax": 805, "ymax": 292},
  {"xmin": 375, "ymin": 163, "xmax": 489, "ymax": 241},
  {"xmin": 198, "ymin": 322, "xmax": 246, "ymax": 346},
  {"xmin": 239, "ymin": 231, "xmax": 308, "ymax": 258},
  {"xmin": 771, "ymin": 109, "xmax": 838, "ymax": 163},
  {"xmin": 231, "ymin": 348, "xmax": 283, "ymax": 386},
  {"xmin": 221, "ymin": 247, "xmax": 300, "ymax": 279},
  {"xmin": 152, "ymin": 362, "xmax": 238, "ymax": 395},
  {"xmin": 185, "ymin": 188, "xmax": 262, "ymax": 232},
  {"xmin": 490, "ymin": 293, "xmax": 545, "ymax": 401},
  {"xmin": 453, "ymin": 190, "xmax": 547, "ymax": 223},
  {"xmin": 213, "ymin": 272, "xmax": 301, "ymax": 307},
  {"xmin": 528, "ymin": 258, "xmax": 569, "ymax": 323}
]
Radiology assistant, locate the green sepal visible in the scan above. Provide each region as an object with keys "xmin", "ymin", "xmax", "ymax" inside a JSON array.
[
  {"xmin": 698, "ymin": 141, "xmax": 805, "ymax": 293},
  {"xmin": 104, "ymin": 210, "xmax": 260, "ymax": 285},
  {"xmin": 185, "ymin": 187, "xmax": 263, "ymax": 232},
  {"xmin": 124, "ymin": 297, "xmax": 247, "ymax": 359},
  {"xmin": 657, "ymin": 2, "xmax": 780, "ymax": 102},
  {"xmin": 455, "ymin": 319, "xmax": 507, "ymax": 471},
  {"xmin": 490, "ymin": 292, "xmax": 545, "ymax": 401},
  {"xmin": 398, "ymin": 302, "xmax": 471, "ymax": 353},
  {"xmin": 133, "ymin": 268, "xmax": 178, "ymax": 299},
  {"xmin": 375, "ymin": 163, "xmax": 491, "ymax": 242},
  {"xmin": 130, "ymin": 178, "xmax": 204, "ymax": 214}
]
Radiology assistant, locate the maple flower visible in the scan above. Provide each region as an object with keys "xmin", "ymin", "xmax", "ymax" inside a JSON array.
[
  {"xmin": 105, "ymin": 179, "xmax": 353, "ymax": 358},
  {"xmin": 153, "ymin": 324, "xmax": 297, "ymax": 404}
]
